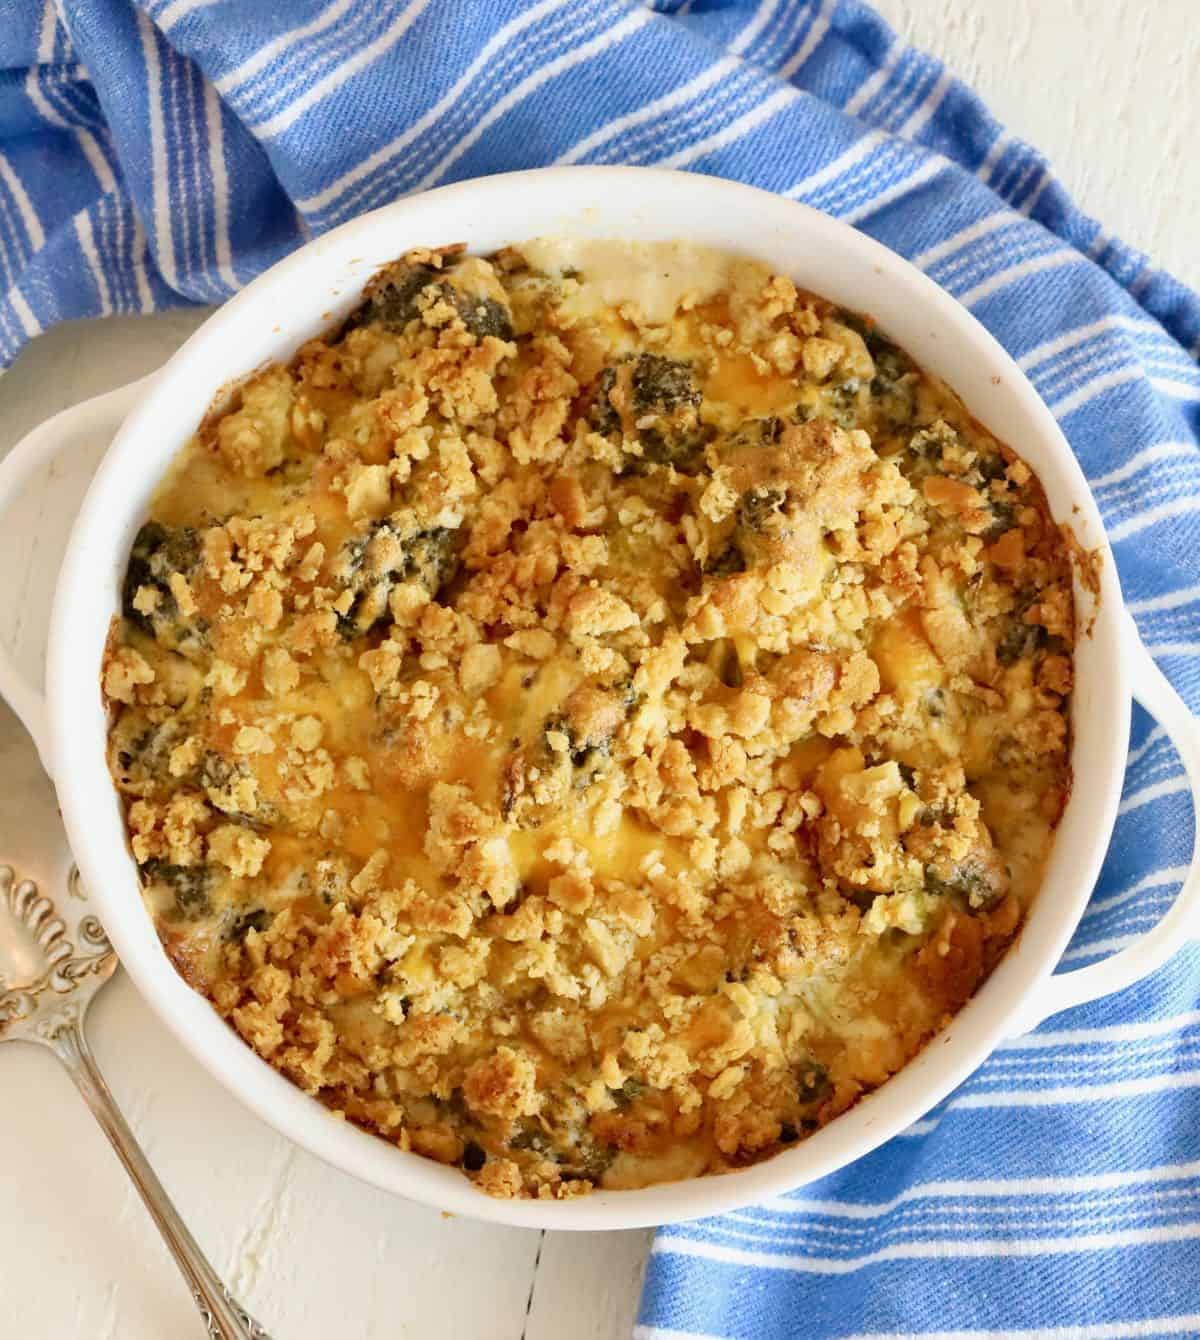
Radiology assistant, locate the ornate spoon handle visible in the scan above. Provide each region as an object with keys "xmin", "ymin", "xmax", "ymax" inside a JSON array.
[{"xmin": 48, "ymin": 1020, "xmax": 271, "ymax": 1339}]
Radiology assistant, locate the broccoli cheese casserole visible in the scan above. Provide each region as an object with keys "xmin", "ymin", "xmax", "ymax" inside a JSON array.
[{"xmin": 103, "ymin": 239, "xmax": 1074, "ymax": 1199}]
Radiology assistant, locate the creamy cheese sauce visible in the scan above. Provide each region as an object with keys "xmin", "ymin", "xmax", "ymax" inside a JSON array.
[
  {"xmin": 520, "ymin": 238, "xmax": 753, "ymax": 325},
  {"xmin": 103, "ymin": 241, "xmax": 1074, "ymax": 1199}
]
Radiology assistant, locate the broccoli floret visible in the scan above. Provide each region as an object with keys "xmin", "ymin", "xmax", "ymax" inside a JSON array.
[
  {"xmin": 704, "ymin": 542, "xmax": 748, "ymax": 577},
  {"xmin": 589, "ymin": 355, "xmax": 709, "ymax": 473},
  {"xmin": 702, "ymin": 484, "xmax": 784, "ymax": 580},
  {"xmin": 573, "ymin": 1141, "xmax": 618, "ymax": 1182},
  {"xmin": 142, "ymin": 859, "xmax": 212, "ymax": 920},
  {"xmin": 728, "ymin": 416, "xmax": 783, "ymax": 448},
  {"xmin": 996, "ymin": 595, "xmax": 1048, "ymax": 666},
  {"xmin": 838, "ymin": 321, "xmax": 920, "ymax": 432},
  {"xmin": 343, "ymin": 262, "xmax": 513, "ymax": 341},
  {"xmin": 404, "ymin": 528, "xmax": 459, "ymax": 593},
  {"xmin": 904, "ymin": 421, "xmax": 962, "ymax": 478},
  {"xmin": 613, "ymin": 1077, "xmax": 645, "ymax": 1108},
  {"xmin": 510, "ymin": 1119, "xmax": 616, "ymax": 1182},
  {"xmin": 543, "ymin": 692, "xmax": 622, "ymax": 790},
  {"xmin": 636, "ymin": 423, "xmax": 710, "ymax": 473},
  {"xmin": 866, "ymin": 334, "xmax": 912, "ymax": 386},
  {"xmin": 828, "ymin": 378, "xmax": 863, "ymax": 428},
  {"xmin": 198, "ymin": 753, "xmax": 262, "ymax": 821},
  {"xmin": 225, "ymin": 907, "xmax": 271, "ymax": 941},
  {"xmin": 630, "ymin": 353, "xmax": 700, "ymax": 414},
  {"xmin": 345, "ymin": 262, "xmax": 440, "ymax": 332},
  {"xmin": 984, "ymin": 496, "xmax": 1017, "ymax": 540},
  {"xmin": 334, "ymin": 521, "xmax": 460, "ymax": 639},
  {"xmin": 926, "ymin": 857, "xmax": 1005, "ymax": 910},
  {"xmin": 738, "ymin": 486, "xmax": 784, "ymax": 530},
  {"xmin": 114, "ymin": 716, "xmax": 190, "ymax": 787},
  {"xmin": 510, "ymin": 1121, "xmax": 556, "ymax": 1159},
  {"xmin": 837, "ymin": 311, "xmax": 916, "ymax": 402},
  {"xmin": 503, "ymin": 685, "xmax": 631, "ymax": 824},
  {"xmin": 975, "ymin": 451, "xmax": 1009, "ymax": 483},
  {"xmin": 455, "ymin": 294, "xmax": 512, "ymax": 340},
  {"xmin": 796, "ymin": 1060, "xmax": 831, "ymax": 1104},
  {"xmin": 121, "ymin": 521, "xmax": 208, "ymax": 656}
]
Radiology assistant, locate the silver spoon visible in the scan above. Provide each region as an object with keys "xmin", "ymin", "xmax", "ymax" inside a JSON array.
[{"xmin": 0, "ymin": 861, "xmax": 271, "ymax": 1338}]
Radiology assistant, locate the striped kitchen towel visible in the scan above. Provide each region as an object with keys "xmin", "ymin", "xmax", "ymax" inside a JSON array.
[{"xmin": 5, "ymin": 2, "xmax": 1200, "ymax": 1336}]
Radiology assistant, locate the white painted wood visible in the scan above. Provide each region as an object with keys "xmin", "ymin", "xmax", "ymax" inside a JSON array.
[
  {"xmin": 0, "ymin": 7, "xmax": 1196, "ymax": 1334},
  {"xmin": 526, "ymin": 1230, "xmax": 656, "ymax": 1340},
  {"xmin": 872, "ymin": 0, "xmax": 1200, "ymax": 291}
]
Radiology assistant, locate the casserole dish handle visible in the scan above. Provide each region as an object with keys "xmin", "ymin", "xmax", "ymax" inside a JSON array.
[
  {"xmin": 1010, "ymin": 613, "xmax": 1200, "ymax": 1035},
  {"xmin": 0, "ymin": 378, "xmax": 149, "ymax": 773}
]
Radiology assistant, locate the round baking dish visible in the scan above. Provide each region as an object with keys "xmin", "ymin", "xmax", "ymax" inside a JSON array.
[{"xmin": 1, "ymin": 167, "xmax": 1197, "ymax": 1231}]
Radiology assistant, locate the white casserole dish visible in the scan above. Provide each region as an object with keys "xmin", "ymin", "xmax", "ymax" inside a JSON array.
[{"xmin": 1, "ymin": 167, "xmax": 1197, "ymax": 1231}]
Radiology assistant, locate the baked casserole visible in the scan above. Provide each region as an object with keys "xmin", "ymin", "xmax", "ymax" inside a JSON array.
[{"xmin": 103, "ymin": 240, "xmax": 1073, "ymax": 1198}]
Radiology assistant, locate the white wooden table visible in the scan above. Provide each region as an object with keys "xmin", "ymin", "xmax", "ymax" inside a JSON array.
[{"xmin": 1, "ymin": 5, "xmax": 1196, "ymax": 1336}]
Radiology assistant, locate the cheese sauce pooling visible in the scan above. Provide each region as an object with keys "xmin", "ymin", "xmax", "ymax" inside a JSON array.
[{"xmin": 103, "ymin": 241, "xmax": 1074, "ymax": 1199}]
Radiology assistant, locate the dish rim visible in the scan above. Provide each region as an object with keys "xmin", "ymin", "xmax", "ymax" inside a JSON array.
[{"xmin": 43, "ymin": 166, "xmax": 1132, "ymax": 1230}]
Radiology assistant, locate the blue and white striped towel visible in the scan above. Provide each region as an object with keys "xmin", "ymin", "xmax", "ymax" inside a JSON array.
[{"xmin": 5, "ymin": 2, "xmax": 1200, "ymax": 1335}]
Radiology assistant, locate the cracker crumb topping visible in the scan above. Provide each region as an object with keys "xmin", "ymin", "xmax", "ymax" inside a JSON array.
[{"xmin": 104, "ymin": 241, "xmax": 1073, "ymax": 1199}]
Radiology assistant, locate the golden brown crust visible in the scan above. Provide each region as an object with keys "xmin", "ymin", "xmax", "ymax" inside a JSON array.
[{"xmin": 103, "ymin": 242, "xmax": 1074, "ymax": 1199}]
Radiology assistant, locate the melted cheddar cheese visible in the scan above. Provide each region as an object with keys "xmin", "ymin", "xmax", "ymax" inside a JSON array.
[{"xmin": 103, "ymin": 241, "xmax": 1074, "ymax": 1199}]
